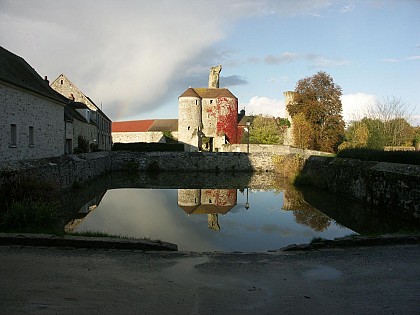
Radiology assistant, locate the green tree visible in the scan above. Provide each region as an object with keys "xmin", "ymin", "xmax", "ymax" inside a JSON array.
[
  {"xmin": 248, "ymin": 115, "xmax": 281, "ymax": 144},
  {"xmin": 287, "ymin": 71, "xmax": 345, "ymax": 153}
]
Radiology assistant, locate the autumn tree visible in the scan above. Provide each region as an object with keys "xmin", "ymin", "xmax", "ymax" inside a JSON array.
[
  {"xmin": 292, "ymin": 113, "xmax": 312, "ymax": 149},
  {"xmin": 287, "ymin": 71, "xmax": 345, "ymax": 153}
]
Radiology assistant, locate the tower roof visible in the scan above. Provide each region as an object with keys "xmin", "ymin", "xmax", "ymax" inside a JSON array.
[
  {"xmin": 179, "ymin": 87, "xmax": 237, "ymax": 99},
  {"xmin": 179, "ymin": 87, "xmax": 200, "ymax": 98}
]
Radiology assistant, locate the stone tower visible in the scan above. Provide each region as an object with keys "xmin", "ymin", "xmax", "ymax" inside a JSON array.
[
  {"xmin": 208, "ymin": 65, "xmax": 222, "ymax": 88},
  {"xmin": 178, "ymin": 88, "xmax": 202, "ymax": 152},
  {"xmin": 283, "ymin": 91, "xmax": 297, "ymax": 146}
]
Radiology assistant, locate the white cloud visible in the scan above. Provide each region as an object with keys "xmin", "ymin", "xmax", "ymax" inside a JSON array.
[
  {"xmin": 341, "ymin": 93, "xmax": 377, "ymax": 123},
  {"xmin": 408, "ymin": 115, "xmax": 420, "ymax": 126},
  {"xmin": 406, "ymin": 56, "xmax": 420, "ymax": 61},
  {"xmin": 240, "ymin": 96, "xmax": 285, "ymax": 118},
  {"xmin": 340, "ymin": 4, "xmax": 355, "ymax": 13},
  {"xmin": 265, "ymin": 52, "xmax": 349, "ymax": 68},
  {"xmin": 0, "ymin": 0, "xmax": 338, "ymax": 120}
]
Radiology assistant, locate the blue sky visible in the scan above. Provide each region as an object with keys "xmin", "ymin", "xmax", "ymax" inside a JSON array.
[{"xmin": 1, "ymin": 0, "xmax": 419, "ymax": 125}]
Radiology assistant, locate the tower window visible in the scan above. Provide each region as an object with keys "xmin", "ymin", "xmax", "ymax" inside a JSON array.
[
  {"xmin": 60, "ymin": 79, "xmax": 63, "ymax": 85},
  {"xmin": 188, "ymin": 126, "xmax": 190, "ymax": 130},
  {"xmin": 10, "ymin": 124, "xmax": 17, "ymax": 147},
  {"xmin": 195, "ymin": 100, "xmax": 198, "ymax": 105},
  {"xmin": 29, "ymin": 126, "xmax": 34, "ymax": 146}
]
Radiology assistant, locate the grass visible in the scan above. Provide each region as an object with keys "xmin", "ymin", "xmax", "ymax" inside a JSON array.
[
  {"xmin": 67, "ymin": 231, "xmax": 136, "ymax": 239},
  {"xmin": 1, "ymin": 200, "xmax": 60, "ymax": 233}
]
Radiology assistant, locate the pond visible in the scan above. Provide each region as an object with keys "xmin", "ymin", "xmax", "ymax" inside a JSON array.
[{"xmin": 60, "ymin": 172, "xmax": 417, "ymax": 252}]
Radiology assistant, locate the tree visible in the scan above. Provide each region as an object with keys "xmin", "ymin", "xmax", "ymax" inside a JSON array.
[
  {"xmin": 248, "ymin": 115, "xmax": 282, "ymax": 144},
  {"xmin": 287, "ymin": 71, "xmax": 345, "ymax": 152},
  {"xmin": 365, "ymin": 96, "xmax": 414, "ymax": 147},
  {"xmin": 292, "ymin": 113, "xmax": 312, "ymax": 149}
]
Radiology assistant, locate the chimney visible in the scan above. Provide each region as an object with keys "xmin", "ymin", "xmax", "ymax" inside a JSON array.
[{"xmin": 44, "ymin": 76, "xmax": 49, "ymax": 85}]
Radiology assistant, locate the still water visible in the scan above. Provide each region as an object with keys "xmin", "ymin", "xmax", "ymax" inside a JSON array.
[
  {"xmin": 69, "ymin": 188, "xmax": 350, "ymax": 252},
  {"xmin": 61, "ymin": 172, "xmax": 416, "ymax": 252}
]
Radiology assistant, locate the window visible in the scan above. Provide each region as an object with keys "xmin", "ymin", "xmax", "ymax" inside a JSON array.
[
  {"xmin": 29, "ymin": 126, "xmax": 34, "ymax": 146},
  {"xmin": 10, "ymin": 124, "xmax": 17, "ymax": 147},
  {"xmin": 210, "ymin": 100, "xmax": 213, "ymax": 104},
  {"xmin": 60, "ymin": 79, "xmax": 63, "ymax": 85}
]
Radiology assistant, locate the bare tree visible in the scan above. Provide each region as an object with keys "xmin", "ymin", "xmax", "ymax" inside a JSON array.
[{"xmin": 365, "ymin": 96, "xmax": 414, "ymax": 146}]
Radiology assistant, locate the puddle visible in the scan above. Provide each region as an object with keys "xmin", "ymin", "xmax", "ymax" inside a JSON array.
[
  {"xmin": 303, "ymin": 265, "xmax": 342, "ymax": 280},
  {"xmin": 162, "ymin": 256, "xmax": 211, "ymax": 288}
]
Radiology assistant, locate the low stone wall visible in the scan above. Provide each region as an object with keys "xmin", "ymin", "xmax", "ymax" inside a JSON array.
[
  {"xmin": 299, "ymin": 156, "xmax": 420, "ymax": 220},
  {"xmin": 0, "ymin": 151, "xmax": 284, "ymax": 190},
  {"xmin": 220, "ymin": 143, "xmax": 328, "ymax": 156}
]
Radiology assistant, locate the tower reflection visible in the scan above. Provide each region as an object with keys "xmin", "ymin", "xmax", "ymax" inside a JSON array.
[{"xmin": 177, "ymin": 189, "xmax": 237, "ymax": 231}]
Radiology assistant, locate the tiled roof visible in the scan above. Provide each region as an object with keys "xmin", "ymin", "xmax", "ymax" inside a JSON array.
[
  {"xmin": 179, "ymin": 87, "xmax": 237, "ymax": 99},
  {"xmin": 112, "ymin": 120, "xmax": 155, "ymax": 132},
  {"xmin": 0, "ymin": 46, "xmax": 68, "ymax": 104},
  {"xmin": 148, "ymin": 119, "xmax": 178, "ymax": 132},
  {"xmin": 179, "ymin": 87, "xmax": 200, "ymax": 98}
]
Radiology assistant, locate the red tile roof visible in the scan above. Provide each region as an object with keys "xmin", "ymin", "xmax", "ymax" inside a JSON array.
[{"xmin": 112, "ymin": 120, "xmax": 155, "ymax": 132}]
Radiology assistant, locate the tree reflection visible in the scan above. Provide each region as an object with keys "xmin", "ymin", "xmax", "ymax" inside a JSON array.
[{"xmin": 272, "ymin": 175, "xmax": 332, "ymax": 232}]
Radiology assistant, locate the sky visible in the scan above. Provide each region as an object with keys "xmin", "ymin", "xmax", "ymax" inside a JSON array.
[{"xmin": 1, "ymin": 0, "xmax": 419, "ymax": 125}]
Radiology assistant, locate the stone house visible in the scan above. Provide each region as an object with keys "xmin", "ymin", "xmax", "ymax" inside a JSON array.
[
  {"xmin": 64, "ymin": 102, "xmax": 98, "ymax": 153},
  {"xmin": 112, "ymin": 119, "xmax": 178, "ymax": 144},
  {"xmin": 0, "ymin": 46, "xmax": 68, "ymax": 162},
  {"xmin": 50, "ymin": 74, "xmax": 112, "ymax": 151}
]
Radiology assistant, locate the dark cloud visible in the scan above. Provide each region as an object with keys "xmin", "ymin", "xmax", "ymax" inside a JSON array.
[{"xmin": 221, "ymin": 75, "xmax": 249, "ymax": 86}]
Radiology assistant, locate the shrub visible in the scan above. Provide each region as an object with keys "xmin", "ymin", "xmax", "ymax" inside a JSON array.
[
  {"xmin": 337, "ymin": 148, "xmax": 420, "ymax": 165},
  {"xmin": 2, "ymin": 200, "xmax": 59, "ymax": 232}
]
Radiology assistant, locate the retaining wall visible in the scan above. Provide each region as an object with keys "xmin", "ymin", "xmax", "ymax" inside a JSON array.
[
  {"xmin": 0, "ymin": 151, "xmax": 283, "ymax": 190},
  {"xmin": 299, "ymin": 156, "xmax": 420, "ymax": 220}
]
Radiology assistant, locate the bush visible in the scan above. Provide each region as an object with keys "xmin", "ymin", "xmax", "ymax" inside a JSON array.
[
  {"xmin": 2, "ymin": 200, "xmax": 59, "ymax": 232},
  {"xmin": 337, "ymin": 148, "xmax": 420, "ymax": 165}
]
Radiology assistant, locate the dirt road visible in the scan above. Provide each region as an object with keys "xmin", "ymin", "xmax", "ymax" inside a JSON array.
[{"xmin": 0, "ymin": 244, "xmax": 419, "ymax": 314}]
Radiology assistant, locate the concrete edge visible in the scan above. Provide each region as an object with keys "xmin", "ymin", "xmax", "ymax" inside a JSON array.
[
  {"xmin": 1, "ymin": 233, "xmax": 420, "ymax": 254},
  {"xmin": 277, "ymin": 234, "xmax": 420, "ymax": 252},
  {"xmin": 0, "ymin": 233, "xmax": 178, "ymax": 251}
]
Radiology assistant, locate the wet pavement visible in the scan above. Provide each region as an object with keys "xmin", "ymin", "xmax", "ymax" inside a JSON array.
[{"xmin": 1, "ymin": 244, "xmax": 419, "ymax": 314}]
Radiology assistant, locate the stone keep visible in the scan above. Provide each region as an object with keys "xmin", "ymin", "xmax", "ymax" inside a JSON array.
[{"xmin": 178, "ymin": 66, "xmax": 238, "ymax": 152}]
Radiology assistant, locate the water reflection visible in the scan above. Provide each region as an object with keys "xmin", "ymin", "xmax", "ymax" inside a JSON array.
[
  {"xmin": 58, "ymin": 172, "xmax": 419, "ymax": 252},
  {"xmin": 178, "ymin": 189, "xmax": 237, "ymax": 231}
]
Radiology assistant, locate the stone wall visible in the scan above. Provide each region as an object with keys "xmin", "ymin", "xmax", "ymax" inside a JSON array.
[
  {"xmin": 112, "ymin": 131, "xmax": 179, "ymax": 144},
  {"xmin": 220, "ymin": 143, "xmax": 328, "ymax": 156},
  {"xmin": 0, "ymin": 151, "xmax": 281, "ymax": 190},
  {"xmin": 0, "ymin": 83, "xmax": 65, "ymax": 162},
  {"xmin": 299, "ymin": 156, "xmax": 420, "ymax": 220}
]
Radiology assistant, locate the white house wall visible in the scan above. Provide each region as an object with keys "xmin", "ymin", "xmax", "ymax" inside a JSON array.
[{"xmin": 0, "ymin": 83, "xmax": 65, "ymax": 161}]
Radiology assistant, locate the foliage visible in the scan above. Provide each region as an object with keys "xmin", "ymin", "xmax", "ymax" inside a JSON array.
[
  {"xmin": 0, "ymin": 174, "xmax": 60, "ymax": 232},
  {"xmin": 337, "ymin": 148, "xmax": 420, "ymax": 165},
  {"xmin": 287, "ymin": 71, "xmax": 345, "ymax": 153},
  {"xmin": 272, "ymin": 154, "xmax": 306, "ymax": 182},
  {"xmin": 340, "ymin": 116, "xmax": 415, "ymax": 151},
  {"xmin": 1, "ymin": 200, "xmax": 59, "ymax": 232},
  {"xmin": 162, "ymin": 131, "xmax": 178, "ymax": 144},
  {"xmin": 248, "ymin": 115, "xmax": 282, "ymax": 144},
  {"xmin": 76, "ymin": 135, "xmax": 90, "ymax": 153},
  {"xmin": 365, "ymin": 96, "xmax": 414, "ymax": 146},
  {"xmin": 292, "ymin": 113, "xmax": 312, "ymax": 149}
]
